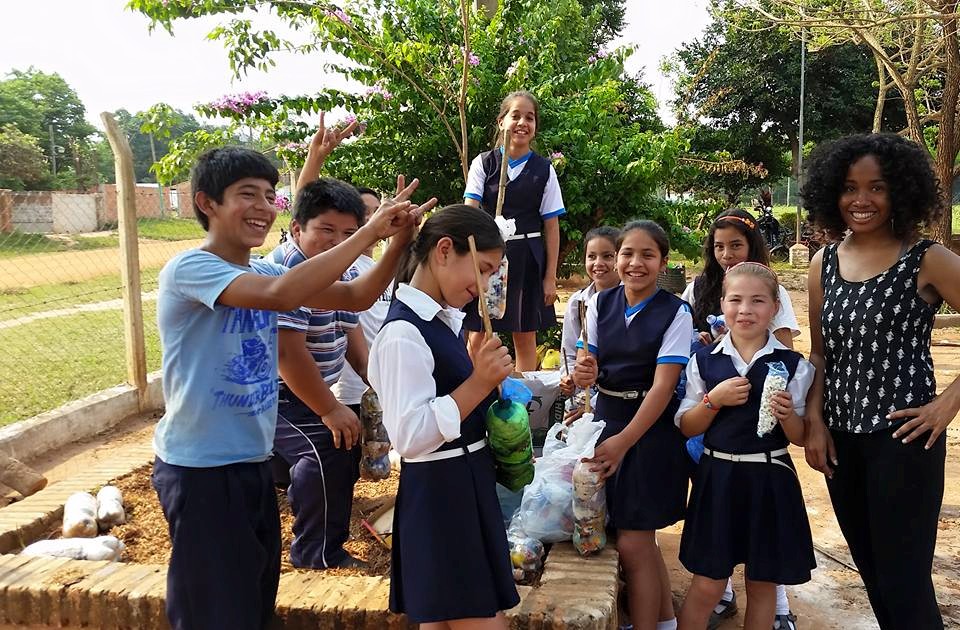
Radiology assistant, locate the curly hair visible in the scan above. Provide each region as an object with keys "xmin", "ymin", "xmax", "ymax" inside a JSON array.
[
  {"xmin": 801, "ymin": 133, "xmax": 944, "ymax": 243},
  {"xmin": 692, "ymin": 208, "xmax": 770, "ymax": 333}
]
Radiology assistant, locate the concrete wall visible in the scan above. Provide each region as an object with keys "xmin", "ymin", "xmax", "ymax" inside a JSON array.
[
  {"xmin": 10, "ymin": 191, "xmax": 53, "ymax": 233},
  {"xmin": 99, "ymin": 184, "xmax": 169, "ymax": 225},
  {"xmin": 52, "ymin": 192, "xmax": 98, "ymax": 233}
]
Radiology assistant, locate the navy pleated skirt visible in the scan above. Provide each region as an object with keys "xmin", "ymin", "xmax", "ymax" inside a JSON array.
[
  {"xmin": 389, "ymin": 446, "xmax": 519, "ymax": 622},
  {"xmin": 679, "ymin": 452, "xmax": 816, "ymax": 584},
  {"xmin": 596, "ymin": 394, "xmax": 688, "ymax": 531}
]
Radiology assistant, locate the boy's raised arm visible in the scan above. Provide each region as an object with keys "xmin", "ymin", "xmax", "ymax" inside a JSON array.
[
  {"xmin": 219, "ymin": 177, "xmax": 434, "ymax": 312},
  {"xmin": 296, "ymin": 112, "xmax": 359, "ymax": 191}
]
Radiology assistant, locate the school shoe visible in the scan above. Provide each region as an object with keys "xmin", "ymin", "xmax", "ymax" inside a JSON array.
[
  {"xmin": 773, "ymin": 613, "xmax": 798, "ymax": 630},
  {"xmin": 707, "ymin": 591, "xmax": 738, "ymax": 629},
  {"xmin": 332, "ymin": 554, "xmax": 368, "ymax": 570}
]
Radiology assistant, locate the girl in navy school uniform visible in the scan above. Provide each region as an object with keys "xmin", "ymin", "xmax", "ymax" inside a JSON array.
[
  {"xmin": 573, "ymin": 220, "xmax": 693, "ymax": 630},
  {"xmin": 559, "ymin": 226, "xmax": 621, "ymax": 419},
  {"xmin": 680, "ymin": 208, "xmax": 800, "ymax": 629},
  {"xmin": 464, "ymin": 90, "xmax": 566, "ymax": 372},
  {"xmin": 368, "ymin": 205, "xmax": 519, "ymax": 628},
  {"xmin": 675, "ymin": 263, "xmax": 815, "ymax": 630}
]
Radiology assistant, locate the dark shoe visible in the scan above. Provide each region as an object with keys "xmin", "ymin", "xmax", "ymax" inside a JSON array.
[
  {"xmin": 773, "ymin": 612, "xmax": 797, "ymax": 630},
  {"xmin": 707, "ymin": 591, "xmax": 738, "ymax": 629},
  {"xmin": 332, "ymin": 554, "xmax": 368, "ymax": 570}
]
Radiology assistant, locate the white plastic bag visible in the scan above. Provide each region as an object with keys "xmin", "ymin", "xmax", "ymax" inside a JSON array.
[
  {"xmin": 62, "ymin": 492, "xmax": 98, "ymax": 538},
  {"xmin": 758, "ymin": 361, "xmax": 789, "ymax": 437},
  {"xmin": 515, "ymin": 413, "xmax": 605, "ymax": 543},
  {"xmin": 517, "ymin": 370, "xmax": 563, "ymax": 431},
  {"xmin": 96, "ymin": 485, "xmax": 126, "ymax": 528},
  {"xmin": 22, "ymin": 535, "xmax": 124, "ymax": 561}
]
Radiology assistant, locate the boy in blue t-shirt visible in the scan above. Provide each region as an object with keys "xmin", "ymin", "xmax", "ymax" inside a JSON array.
[
  {"xmin": 267, "ymin": 177, "xmax": 370, "ymax": 569},
  {"xmin": 153, "ymin": 145, "xmax": 433, "ymax": 630}
]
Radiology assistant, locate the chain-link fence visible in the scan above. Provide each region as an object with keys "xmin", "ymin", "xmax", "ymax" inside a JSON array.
[{"xmin": 0, "ymin": 183, "xmax": 291, "ymax": 426}]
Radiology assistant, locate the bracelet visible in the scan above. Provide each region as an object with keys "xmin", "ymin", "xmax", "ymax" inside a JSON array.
[{"xmin": 703, "ymin": 393, "xmax": 719, "ymax": 411}]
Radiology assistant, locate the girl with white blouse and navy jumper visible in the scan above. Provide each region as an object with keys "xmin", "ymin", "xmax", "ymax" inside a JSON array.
[
  {"xmin": 464, "ymin": 90, "xmax": 565, "ymax": 372},
  {"xmin": 573, "ymin": 221, "xmax": 693, "ymax": 630},
  {"xmin": 675, "ymin": 263, "xmax": 815, "ymax": 630},
  {"xmin": 368, "ymin": 205, "xmax": 519, "ymax": 629},
  {"xmin": 803, "ymin": 134, "xmax": 960, "ymax": 630}
]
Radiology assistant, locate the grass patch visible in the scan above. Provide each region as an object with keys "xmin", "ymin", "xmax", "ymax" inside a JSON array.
[
  {"xmin": 137, "ymin": 217, "xmax": 206, "ymax": 241},
  {"xmin": 0, "ymin": 308, "xmax": 161, "ymax": 426},
  {"xmin": 0, "ymin": 268, "xmax": 162, "ymax": 323}
]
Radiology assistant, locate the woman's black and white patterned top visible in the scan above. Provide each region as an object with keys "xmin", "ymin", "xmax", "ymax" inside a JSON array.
[{"xmin": 821, "ymin": 239, "xmax": 939, "ymax": 433}]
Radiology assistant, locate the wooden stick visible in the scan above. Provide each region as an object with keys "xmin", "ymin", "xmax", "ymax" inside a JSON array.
[
  {"xmin": 469, "ymin": 235, "xmax": 504, "ymax": 399},
  {"xmin": 495, "ymin": 128, "xmax": 511, "ymax": 218},
  {"xmin": 468, "ymin": 235, "xmax": 494, "ymax": 338},
  {"xmin": 561, "ymin": 349, "xmax": 571, "ymax": 376},
  {"xmin": 578, "ymin": 301, "xmax": 592, "ymax": 414}
]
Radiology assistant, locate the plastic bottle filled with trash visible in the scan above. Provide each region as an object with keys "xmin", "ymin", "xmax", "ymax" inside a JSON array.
[
  {"xmin": 572, "ymin": 457, "xmax": 607, "ymax": 555},
  {"xmin": 485, "ymin": 378, "xmax": 535, "ymax": 492},
  {"xmin": 359, "ymin": 387, "xmax": 391, "ymax": 480},
  {"xmin": 706, "ymin": 313, "xmax": 726, "ymax": 339}
]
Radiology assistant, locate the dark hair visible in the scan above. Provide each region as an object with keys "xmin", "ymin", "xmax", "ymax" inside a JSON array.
[
  {"xmin": 802, "ymin": 133, "xmax": 944, "ymax": 242},
  {"xmin": 722, "ymin": 261, "xmax": 780, "ymax": 300},
  {"xmin": 692, "ymin": 208, "xmax": 770, "ymax": 332},
  {"xmin": 617, "ymin": 220, "xmax": 669, "ymax": 257},
  {"xmin": 293, "ymin": 177, "xmax": 366, "ymax": 227},
  {"xmin": 397, "ymin": 204, "xmax": 504, "ymax": 285},
  {"xmin": 190, "ymin": 147, "xmax": 279, "ymax": 231},
  {"xmin": 493, "ymin": 90, "xmax": 540, "ymax": 148},
  {"xmin": 355, "ymin": 186, "xmax": 380, "ymax": 200},
  {"xmin": 584, "ymin": 226, "xmax": 621, "ymax": 250}
]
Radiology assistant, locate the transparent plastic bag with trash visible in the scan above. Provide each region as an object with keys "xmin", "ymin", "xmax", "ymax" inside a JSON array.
[
  {"xmin": 486, "ymin": 377, "xmax": 535, "ymax": 492},
  {"xmin": 506, "ymin": 508, "xmax": 545, "ymax": 584},
  {"xmin": 514, "ymin": 413, "xmax": 605, "ymax": 543}
]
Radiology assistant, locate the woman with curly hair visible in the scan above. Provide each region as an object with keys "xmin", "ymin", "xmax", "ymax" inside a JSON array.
[{"xmin": 803, "ymin": 133, "xmax": 960, "ymax": 629}]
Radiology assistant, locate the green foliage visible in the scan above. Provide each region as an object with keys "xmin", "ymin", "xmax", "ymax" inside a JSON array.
[
  {"xmin": 0, "ymin": 68, "xmax": 100, "ymax": 189},
  {"xmin": 131, "ymin": 0, "xmax": 695, "ymax": 266},
  {"xmin": 106, "ymin": 105, "xmax": 211, "ymax": 182},
  {"xmin": 664, "ymin": 0, "xmax": 905, "ymax": 201},
  {"xmin": 0, "ymin": 123, "xmax": 47, "ymax": 189}
]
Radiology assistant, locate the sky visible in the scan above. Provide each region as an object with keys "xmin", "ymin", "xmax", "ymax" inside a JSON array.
[{"xmin": 0, "ymin": 1, "xmax": 712, "ymax": 130}]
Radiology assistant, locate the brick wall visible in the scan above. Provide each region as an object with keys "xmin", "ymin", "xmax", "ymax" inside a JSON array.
[
  {"xmin": 99, "ymin": 184, "xmax": 171, "ymax": 225},
  {"xmin": 0, "ymin": 190, "xmax": 11, "ymax": 233}
]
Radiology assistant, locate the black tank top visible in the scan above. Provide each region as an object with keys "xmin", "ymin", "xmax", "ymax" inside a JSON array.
[{"xmin": 820, "ymin": 239, "xmax": 939, "ymax": 433}]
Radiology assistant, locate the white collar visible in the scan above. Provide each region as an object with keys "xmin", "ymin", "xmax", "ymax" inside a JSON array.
[
  {"xmin": 712, "ymin": 331, "xmax": 787, "ymax": 374},
  {"xmin": 395, "ymin": 283, "xmax": 466, "ymax": 331}
]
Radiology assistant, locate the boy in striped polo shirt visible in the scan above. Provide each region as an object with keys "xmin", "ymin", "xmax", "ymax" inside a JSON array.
[{"xmin": 268, "ymin": 177, "xmax": 371, "ymax": 569}]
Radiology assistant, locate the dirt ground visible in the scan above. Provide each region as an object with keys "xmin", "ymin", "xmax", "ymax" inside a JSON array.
[{"xmin": 11, "ymin": 272, "xmax": 960, "ymax": 628}]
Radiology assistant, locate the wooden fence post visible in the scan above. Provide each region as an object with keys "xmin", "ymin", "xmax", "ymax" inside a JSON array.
[{"xmin": 100, "ymin": 112, "xmax": 148, "ymax": 409}]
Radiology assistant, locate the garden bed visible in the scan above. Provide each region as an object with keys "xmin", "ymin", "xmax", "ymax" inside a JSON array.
[{"xmin": 45, "ymin": 464, "xmax": 396, "ymax": 578}]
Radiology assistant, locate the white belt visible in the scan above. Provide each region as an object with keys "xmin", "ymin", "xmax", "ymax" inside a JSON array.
[
  {"xmin": 402, "ymin": 438, "xmax": 488, "ymax": 463},
  {"xmin": 505, "ymin": 231, "xmax": 541, "ymax": 241},
  {"xmin": 703, "ymin": 447, "xmax": 795, "ymax": 476},
  {"xmin": 597, "ymin": 385, "xmax": 646, "ymax": 400}
]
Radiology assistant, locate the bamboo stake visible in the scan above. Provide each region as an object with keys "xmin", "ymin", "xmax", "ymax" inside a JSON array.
[
  {"xmin": 495, "ymin": 128, "xmax": 511, "ymax": 217},
  {"xmin": 469, "ymin": 235, "xmax": 501, "ymax": 397},
  {"xmin": 579, "ymin": 301, "xmax": 592, "ymax": 414}
]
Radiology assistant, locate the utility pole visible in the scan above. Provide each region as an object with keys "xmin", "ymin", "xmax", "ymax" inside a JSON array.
[
  {"xmin": 149, "ymin": 133, "xmax": 167, "ymax": 216},
  {"xmin": 48, "ymin": 123, "xmax": 57, "ymax": 175},
  {"xmin": 789, "ymin": 8, "xmax": 810, "ymax": 268}
]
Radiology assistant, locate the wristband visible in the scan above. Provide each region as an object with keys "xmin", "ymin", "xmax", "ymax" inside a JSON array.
[{"xmin": 703, "ymin": 393, "xmax": 719, "ymax": 411}]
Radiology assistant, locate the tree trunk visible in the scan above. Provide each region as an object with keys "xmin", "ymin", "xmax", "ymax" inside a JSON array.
[
  {"xmin": 873, "ymin": 56, "xmax": 886, "ymax": 133},
  {"xmin": 933, "ymin": 7, "xmax": 960, "ymax": 245}
]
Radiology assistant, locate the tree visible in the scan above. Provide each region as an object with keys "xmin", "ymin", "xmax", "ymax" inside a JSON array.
[
  {"xmin": 111, "ymin": 105, "xmax": 208, "ymax": 182},
  {"xmin": 735, "ymin": 0, "xmax": 960, "ymax": 243},
  {"xmin": 665, "ymin": 1, "xmax": 904, "ymax": 187},
  {"xmin": 0, "ymin": 68, "xmax": 96, "ymax": 169},
  {"xmin": 132, "ymin": 0, "xmax": 700, "ymax": 262},
  {"xmin": 0, "ymin": 124, "xmax": 47, "ymax": 189}
]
